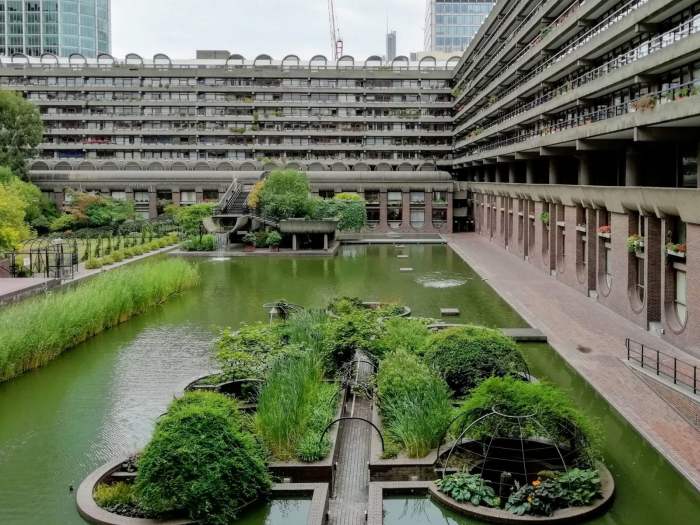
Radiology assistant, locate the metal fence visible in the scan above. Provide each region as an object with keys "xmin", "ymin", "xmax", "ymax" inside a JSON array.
[{"xmin": 625, "ymin": 338, "xmax": 698, "ymax": 396}]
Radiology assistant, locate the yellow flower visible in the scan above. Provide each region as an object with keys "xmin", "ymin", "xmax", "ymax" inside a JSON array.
[
  {"xmin": 532, "ymin": 480, "xmax": 541, "ymax": 487},
  {"xmin": 527, "ymin": 496, "xmax": 534, "ymax": 503}
]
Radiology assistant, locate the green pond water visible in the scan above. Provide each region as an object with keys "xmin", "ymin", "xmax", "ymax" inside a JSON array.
[
  {"xmin": 0, "ymin": 245, "xmax": 696, "ymax": 524},
  {"xmin": 236, "ymin": 498, "xmax": 310, "ymax": 525}
]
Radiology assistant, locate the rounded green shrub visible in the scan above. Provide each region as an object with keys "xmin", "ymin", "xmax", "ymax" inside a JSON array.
[
  {"xmin": 85, "ymin": 258, "xmax": 103, "ymax": 270},
  {"xmin": 424, "ymin": 325, "xmax": 528, "ymax": 396},
  {"xmin": 374, "ymin": 317, "xmax": 432, "ymax": 358},
  {"xmin": 215, "ymin": 323, "xmax": 287, "ymax": 381},
  {"xmin": 324, "ymin": 309, "xmax": 381, "ymax": 366},
  {"xmin": 135, "ymin": 391, "xmax": 271, "ymax": 525}
]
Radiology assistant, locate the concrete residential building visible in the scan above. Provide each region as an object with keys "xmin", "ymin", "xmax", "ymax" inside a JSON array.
[
  {"xmin": 424, "ymin": 0, "xmax": 494, "ymax": 53},
  {"xmin": 386, "ymin": 30, "xmax": 396, "ymax": 61},
  {"xmin": 0, "ymin": 0, "xmax": 700, "ymax": 352},
  {"xmin": 0, "ymin": 0, "xmax": 110, "ymax": 58}
]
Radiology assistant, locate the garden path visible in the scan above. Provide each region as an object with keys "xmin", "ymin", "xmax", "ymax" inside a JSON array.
[{"xmin": 327, "ymin": 357, "xmax": 374, "ymax": 525}]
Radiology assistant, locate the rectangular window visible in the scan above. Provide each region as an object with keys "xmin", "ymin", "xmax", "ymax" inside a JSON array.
[{"xmin": 675, "ymin": 270, "xmax": 688, "ymax": 325}]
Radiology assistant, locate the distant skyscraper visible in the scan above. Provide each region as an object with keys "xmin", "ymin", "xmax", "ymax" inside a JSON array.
[
  {"xmin": 0, "ymin": 0, "xmax": 111, "ymax": 58},
  {"xmin": 424, "ymin": 0, "xmax": 494, "ymax": 54},
  {"xmin": 386, "ymin": 30, "xmax": 397, "ymax": 61}
]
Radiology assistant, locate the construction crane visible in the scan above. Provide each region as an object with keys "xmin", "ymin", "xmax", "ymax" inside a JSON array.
[{"xmin": 328, "ymin": 0, "xmax": 344, "ymax": 60}]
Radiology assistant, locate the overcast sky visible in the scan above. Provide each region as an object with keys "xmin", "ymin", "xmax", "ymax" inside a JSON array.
[{"xmin": 112, "ymin": 0, "xmax": 426, "ymax": 60}]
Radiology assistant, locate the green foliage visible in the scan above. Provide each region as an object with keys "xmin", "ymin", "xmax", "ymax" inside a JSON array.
[
  {"xmin": 255, "ymin": 352, "xmax": 339, "ymax": 461},
  {"xmin": 93, "ymin": 482, "xmax": 139, "ymax": 515},
  {"xmin": 310, "ymin": 196, "xmax": 367, "ymax": 231},
  {"xmin": 325, "ymin": 309, "xmax": 381, "ymax": 366},
  {"xmin": 242, "ymin": 231, "xmax": 257, "ymax": 246},
  {"xmin": 135, "ymin": 392, "xmax": 271, "ymax": 525},
  {"xmin": 82, "ymin": 234, "xmax": 177, "ymax": 268},
  {"xmin": 376, "ymin": 350, "xmax": 452, "ymax": 457},
  {"xmin": 374, "ymin": 317, "xmax": 432, "ymax": 358},
  {"xmin": 258, "ymin": 170, "xmax": 312, "ymax": 220},
  {"xmin": 183, "ymin": 234, "xmax": 216, "ymax": 251},
  {"xmin": 0, "ymin": 90, "xmax": 44, "ymax": 178},
  {"xmin": 215, "ymin": 323, "xmax": 287, "ymax": 382},
  {"xmin": 0, "ymin": 178, "xmax": 31, "ymax": 251},
  {"xmin": 266, "ymin": 230, "xmax": 282, "ymax": 246},
  {"xmin": 456, "ymin": 377, "xmax": 601, "ymax": 464},
  {"xmin": 0, "ymin": 259, "xmax": 199, "ymax": 382},
  {"xmin": 557, "ymin": 468, "xmax": 602, "ymax": 506},
  {"xmin": 168, "ymin": 203, "xmax": 214, "ymax": 236},
  {"xmin": 436, "ymin": 473, "xmax": 500, "ymax": 507},
  {"xmin": 327, "ymin": 296, "xmax": 364, "ymax": 315},
  {"xmin": 53, "ymin": 191, "xmax": 135, "ymax": 230},
  {"xmin": 277, "ymin": 309, "xmax": 335, "ymax": 368},
  {"xmin": 49, "ymin": 213, "xmax": 76, "ymax": 232},
  {"xmin": 424, "ymin": 326, "xmax": 528, "ymax": 395}
]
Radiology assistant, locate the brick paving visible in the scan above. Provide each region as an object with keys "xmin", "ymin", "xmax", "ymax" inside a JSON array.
[
  {"xmin": 327, "ymin": 359, "xmax": 373, "ymax": 525},
  {"xmin": 444, "ymin": 233, "xmax": 700, "ymax": 491}
]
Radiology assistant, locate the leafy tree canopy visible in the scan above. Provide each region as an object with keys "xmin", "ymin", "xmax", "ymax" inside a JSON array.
[
  {"xmin": 51, "ymin": 191, "xmax": 135, "ymax": 231},
  {"xmin": 166, "ymin": 203, "xmax": 214, "ymax": 236},
  {"xmin": 0, "ymin": 91, "xmax": 43, "ymax": 179},
  {"xmin": 257, "ymin": 170, "xmax": 312, "ymax": 220}
]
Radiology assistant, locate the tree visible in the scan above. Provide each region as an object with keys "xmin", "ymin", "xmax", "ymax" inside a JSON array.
[
  {"xmin": 0, "ymin": 181, "xmax": 31, "ymax": 252},
  {"xmin": 167, "ymin": 203, "xmax": 214, "ymax": 236},
  {"xmin": 258, "ymin": 170, "xmax": 312, "ymax": 220},
  {"xmin": 0, "ymin": 91, "xmax": 44, "ymax": 179}
]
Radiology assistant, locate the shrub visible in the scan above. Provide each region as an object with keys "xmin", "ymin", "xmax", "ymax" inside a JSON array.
[
  {"xmin": 93, "ymin": 482, "xmax": 139, "ymax": 515},
  {"xmin": 310, "ymin": 196, "xmax": 367, "ymax": 231},
  {"xmin": 111, "ymin": 250, "xmax": 124, "ymax": 263},
  {"xmin": 557, "ymin": 468, "xmax": 602, "ymax": 506},
  {"xmin": 258, "ymin": 170, "xmax": 312, "ymax": 220},
  {"xmin": 436, "ymin": 473, "xmax": 500, "ymax": 507},
  {"xmin": 184, "ymin": 234, "xmax": 216, "ymax": 252},
  {"xmin": 0, "ymin": 259, "xmax": 199, "ymax": 382},
  {"xmin": 456, "ymin": 377, "xmax": 600, "ymax": 465},
  {"xmin": 325, "ymin": 309, "xmax": 381, "ymax": 365},
  {"xmin": 255, "ymin": 352, "xmax": 339, "ymax": 461},
  {"xmin": 327, "ymin": 296, "xmax": 364, "ymax": 316},
  {"xmin": 135, "ymin": 392, "xmax": 270, "ymax": 525},
  {"xmin": 266, "ymin": 230, "xmax": 282, "ymax": 247},
  {"xmin": 85, "ymin": 258, "xmax": 103, "ymax": 270},
  {"xmin": 424, "ymin": 326, "xmax": 528, "ymax": 396},
  {"xmin": 215, "ymin": 323, "xmax": 288, "ymax": 381},
  {"xmin": 374, "ymin": 317, "xmax": 432, "ymax": 358},
  {"xmin": 377, "ymin": 351, "xmax": 452, "ymax": 457}
]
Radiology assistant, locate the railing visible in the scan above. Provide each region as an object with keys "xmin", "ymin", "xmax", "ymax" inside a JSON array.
[
  {"xmin": 625, "ymin": 338, "xmax": 698, "ymax": 396},
  {"xmin": 455, "ymin": 0, "xmax": 649, "ymax": 120},
  {"xmin": 456, "ymin": 14, "xmax": 700, "ymax": 142},
  {"xmin": 454, "ymin": 78, "xmax": 700, "ymax": 161},
  {"xmin": 215, "ymin": 179, "xmax": 241, "ymax": 214}
]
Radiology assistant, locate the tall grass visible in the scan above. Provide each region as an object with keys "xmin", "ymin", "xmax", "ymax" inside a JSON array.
[
  {"xmin": 377, "ymin": 350, "xmax": 453, "ymax": 458},
  {"xmin": 0, "ymin": 259, "xmax": 199, "ymax": 382},
  {"xmin": 254, "ymin": 351, "xmax": 338, "ymax": 462}
]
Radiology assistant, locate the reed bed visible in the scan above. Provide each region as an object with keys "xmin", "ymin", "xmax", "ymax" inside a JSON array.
[{"xmin": 0, "ymin": 259, "xmax": 199, "ymax": 382}]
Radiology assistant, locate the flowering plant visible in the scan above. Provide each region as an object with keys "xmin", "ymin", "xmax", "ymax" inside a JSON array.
[
  {"xmin": 666, "ymin": 242, "xmax": 687, "ymax": 254},
  {"xmin": 597, "ymin": 225, "xmax": 611, "ymax": 234},
  {"xmin": 626, "ymin": 234, "xmax": 644, "ymax": 253}
]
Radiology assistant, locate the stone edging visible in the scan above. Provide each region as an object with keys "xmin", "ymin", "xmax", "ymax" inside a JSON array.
[
  {"xmin": 76, "ymin": 457, "xmax": 330, "ymax": 525},
  {"xmin": 367, "ymin": 464, "xmax": 614, "ymax": 525}
]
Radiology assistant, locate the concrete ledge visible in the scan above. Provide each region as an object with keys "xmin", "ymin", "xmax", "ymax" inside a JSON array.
[
  {"xmin": 0, "ymin": 277, "xmax": 60, "ymax": 306},
  {"xmin": 77, "ymin": 457, "xmax": 330, "ymax": 525}
]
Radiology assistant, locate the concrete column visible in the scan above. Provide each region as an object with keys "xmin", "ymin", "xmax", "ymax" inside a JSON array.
[
  {"xmin": 508, "ymin": 163, "xmax": 517, "ymax": 183},
  {"xmin": 526, "ymin": 160, "xmax": 536, "ymax": 184},
  {"xmin": 578, "ymin": 154, "xmax": 592, "ymax": 186},
  {"xmin": 425, "ymin": 191, "xmax": 434, "ymax": 232},
  {"xmin": 446, "ymin": 192, "xmax": 454, "ymax": 233},
  {"xmin": 402, "ymin": 190, "xmax": 411, "ymax": 230},
  {"xmin": 292, "ymin": 234, "xmax": 297, "ymax": 251},
  {"xmin": 379, "ymin": 190, "xmax": 388, "ymax": 231},
  {"xmin": 585, "ymin": 208, "xmax": 597, "ymax": 292},
  {"xmin": 549, "ymin": 158, "xmax": 561, "ymax": 185},
  {"xmin": 323, "ymin": 234, "xmax": 329, "ymax": 250},
  {"xmin": 625, "ymin": 148, "xmax": 642, "ymax": 187},
  {"xmin": 148, "ymin": 190, "xmax": 158, "ymax": 218}
]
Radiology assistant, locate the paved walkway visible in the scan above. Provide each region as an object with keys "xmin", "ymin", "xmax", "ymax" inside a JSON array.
[
  {"xmin": 327, "ymin": 359, "xmax": 373, "ymax": 525},
  {"xmin": 444, "ymin": 233, "xmax": 700, "ymax": 491},
  {"xmin": 0, "ymin": 277, "xmax": 59, "ymax": 305}
]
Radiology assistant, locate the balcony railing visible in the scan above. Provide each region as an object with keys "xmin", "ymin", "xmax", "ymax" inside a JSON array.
[
  {"xmin": 455, "ymin": 79, "xmax": 700, "ymax": 161},
  {"xmin": 456, "ymin": 0, "xmax": 649, "ymax": 121},
  {"xmin": 456, "ymin": 14, "xmax": 700, "ymax": 145}
]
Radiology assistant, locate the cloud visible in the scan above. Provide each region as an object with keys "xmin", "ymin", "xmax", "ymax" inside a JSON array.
[{"xmin": 111, "ymin": 0, "xmax": 426, "ymax": 60}]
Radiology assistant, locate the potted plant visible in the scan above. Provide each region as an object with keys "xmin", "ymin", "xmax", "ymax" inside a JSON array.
[
  {"xmin": 676, "ymin": 87, "xmax": 690, "ymax": 100},
  {"xmin": 631, "ymin": 95, "xmax": 656, "ymax": 112},
  {"xmin": 266, "ymin": 231, "xmax": 282, "ymax": 252},
  {"xmin": 242, "ymin": 232, "xmax": 257, "ymax": 252},
  {"xmin": 666, "ymin": 242, "xmax": 687, "ymax": 258},
  {"xmin": 626, "ymin": 234, "xmax": 644, "ymax": 254},
  {"xmin": 539, "ymin": 211, "xmax": 550, "ymax": 226},
  {"xmin": 597, "ymin": 225, "xmax": 611, "ymax": 238}
]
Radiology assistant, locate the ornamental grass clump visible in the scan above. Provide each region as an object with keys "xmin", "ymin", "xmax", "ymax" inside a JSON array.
[
  {"xmin": 373, "ymin": 317, "xmax": 432, "ymax": 358},
  {"xmin": 424, "ymin": 325, "xmax": 528, "ymax": 396},
  {"xmin": 135, "ymin": 392, "xmax": 270, "ymax": 525},
  {"xmin": 255, "ymin": 351, "xmax": 339, "ymax": 462},
  {"xmin": 377, "ymin": 350, "xmax": 452, "ymax": 457},
  {"xmin": 0, "ymin": 258, "xmax": 199, "ymax": 382}
]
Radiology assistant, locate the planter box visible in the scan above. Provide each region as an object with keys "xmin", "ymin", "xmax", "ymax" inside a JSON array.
[
  {"xmin": 575, "ymin": 225, "xmax": 587, "ymax": 233},
  {"xmin": 666, "ymin": 249, "xmax": 686, "ymax": 259},
  {"xmin": 279, "ymin": 219, "xmax": 338, "ymax": 234},
  {"xmin": 597, "ymin": 233, "xmax": 611, "ymax": 239}
]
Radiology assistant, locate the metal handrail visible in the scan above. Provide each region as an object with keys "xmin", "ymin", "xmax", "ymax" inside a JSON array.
[
  {"xmin": 216, "ymin": 179, "xmax": 241, "ymax": 214},
  {"xmin": 625, "ymin": 338, "xmax": 698, "ymax": 395},
  {"xmin": 456, "ymin": 14, "xmax": 700, "ymax": 142}
]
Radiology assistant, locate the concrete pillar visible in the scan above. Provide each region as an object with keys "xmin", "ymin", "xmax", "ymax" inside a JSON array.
[
  {"xmin": 402, "ymin": 190, "xmax": 411, "ymax": 230},
  {"xmin": 446, "ymin": 192, "xmax": 454, "ymax": 233},
  {"xmin": 292, "ymin": 234, "xmax": 297, "ymax": 251},
  {"xmin": 425, "ymin": 191, "xmax": 433, "ymax": 232},
  {"xmin": 148, "ymin": 190, "xmax": 158, "ymax": 218},
  {"xmin": 549, "ymin": 158, "xmax": 561, "ymax": 185},
  {"xmin": 379, "ymin": 190, "xmax": 388, "ymax": 231},
  {"xmin": 323, "ymin": 234, "xmax": 329, "ymax": 250},
  {"xmin": 625, "ymin": 148, "xmax": 642, "ymax": 187},
  {"xmin": 578, "ymin": 154, "xmax": 592, "ymax": 186},
  {"xmin": 526, "ymin": 160, "xmax": 536, "ymax": 184},
  {"xmin": 508, "ymin": 163, "xmax": 517, "ymax": 183}
]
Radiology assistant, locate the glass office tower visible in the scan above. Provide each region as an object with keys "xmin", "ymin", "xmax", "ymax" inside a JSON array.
[
  {"xmin": 0, "ymin": 0, "xmax": 110, "ymax": 58},
  {"xmin": 424, "ymin": 0, "xmax": 494, "ymax": 54}
]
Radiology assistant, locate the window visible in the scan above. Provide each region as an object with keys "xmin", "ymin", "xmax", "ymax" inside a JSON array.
[
  {"xmin": 410, "ymin": 191, "xmax": 425, "ymax": 205},
  {"xmin": 134, "ymin": 191, "xmax": 149, "ymax": 203},
  {"xmin": 180, "ymin": 191, "xmax": 196, "ymax": 205},
  {"xmin": 675, "ymin": 271, "xmax": 688, "ymax": 326},
  {"xmin": 410, "ymin": 209, "xmax": 425, "ymax": 228},
  {"xmin": 110, "ymin": 191, "xmax": 126, "ymax": 201},
  {"xmin": 635, "ymin": 257, "xmax": 645, "ymax": 304},
  {"xmin": 432, "ymin": 208, "xmax": 447, "ymax": 226}
]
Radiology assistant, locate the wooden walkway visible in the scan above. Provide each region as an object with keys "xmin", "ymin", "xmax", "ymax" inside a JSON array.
[{"xmin": 327, "ymin": 359, "xmax": 373, "ymax": 525}]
